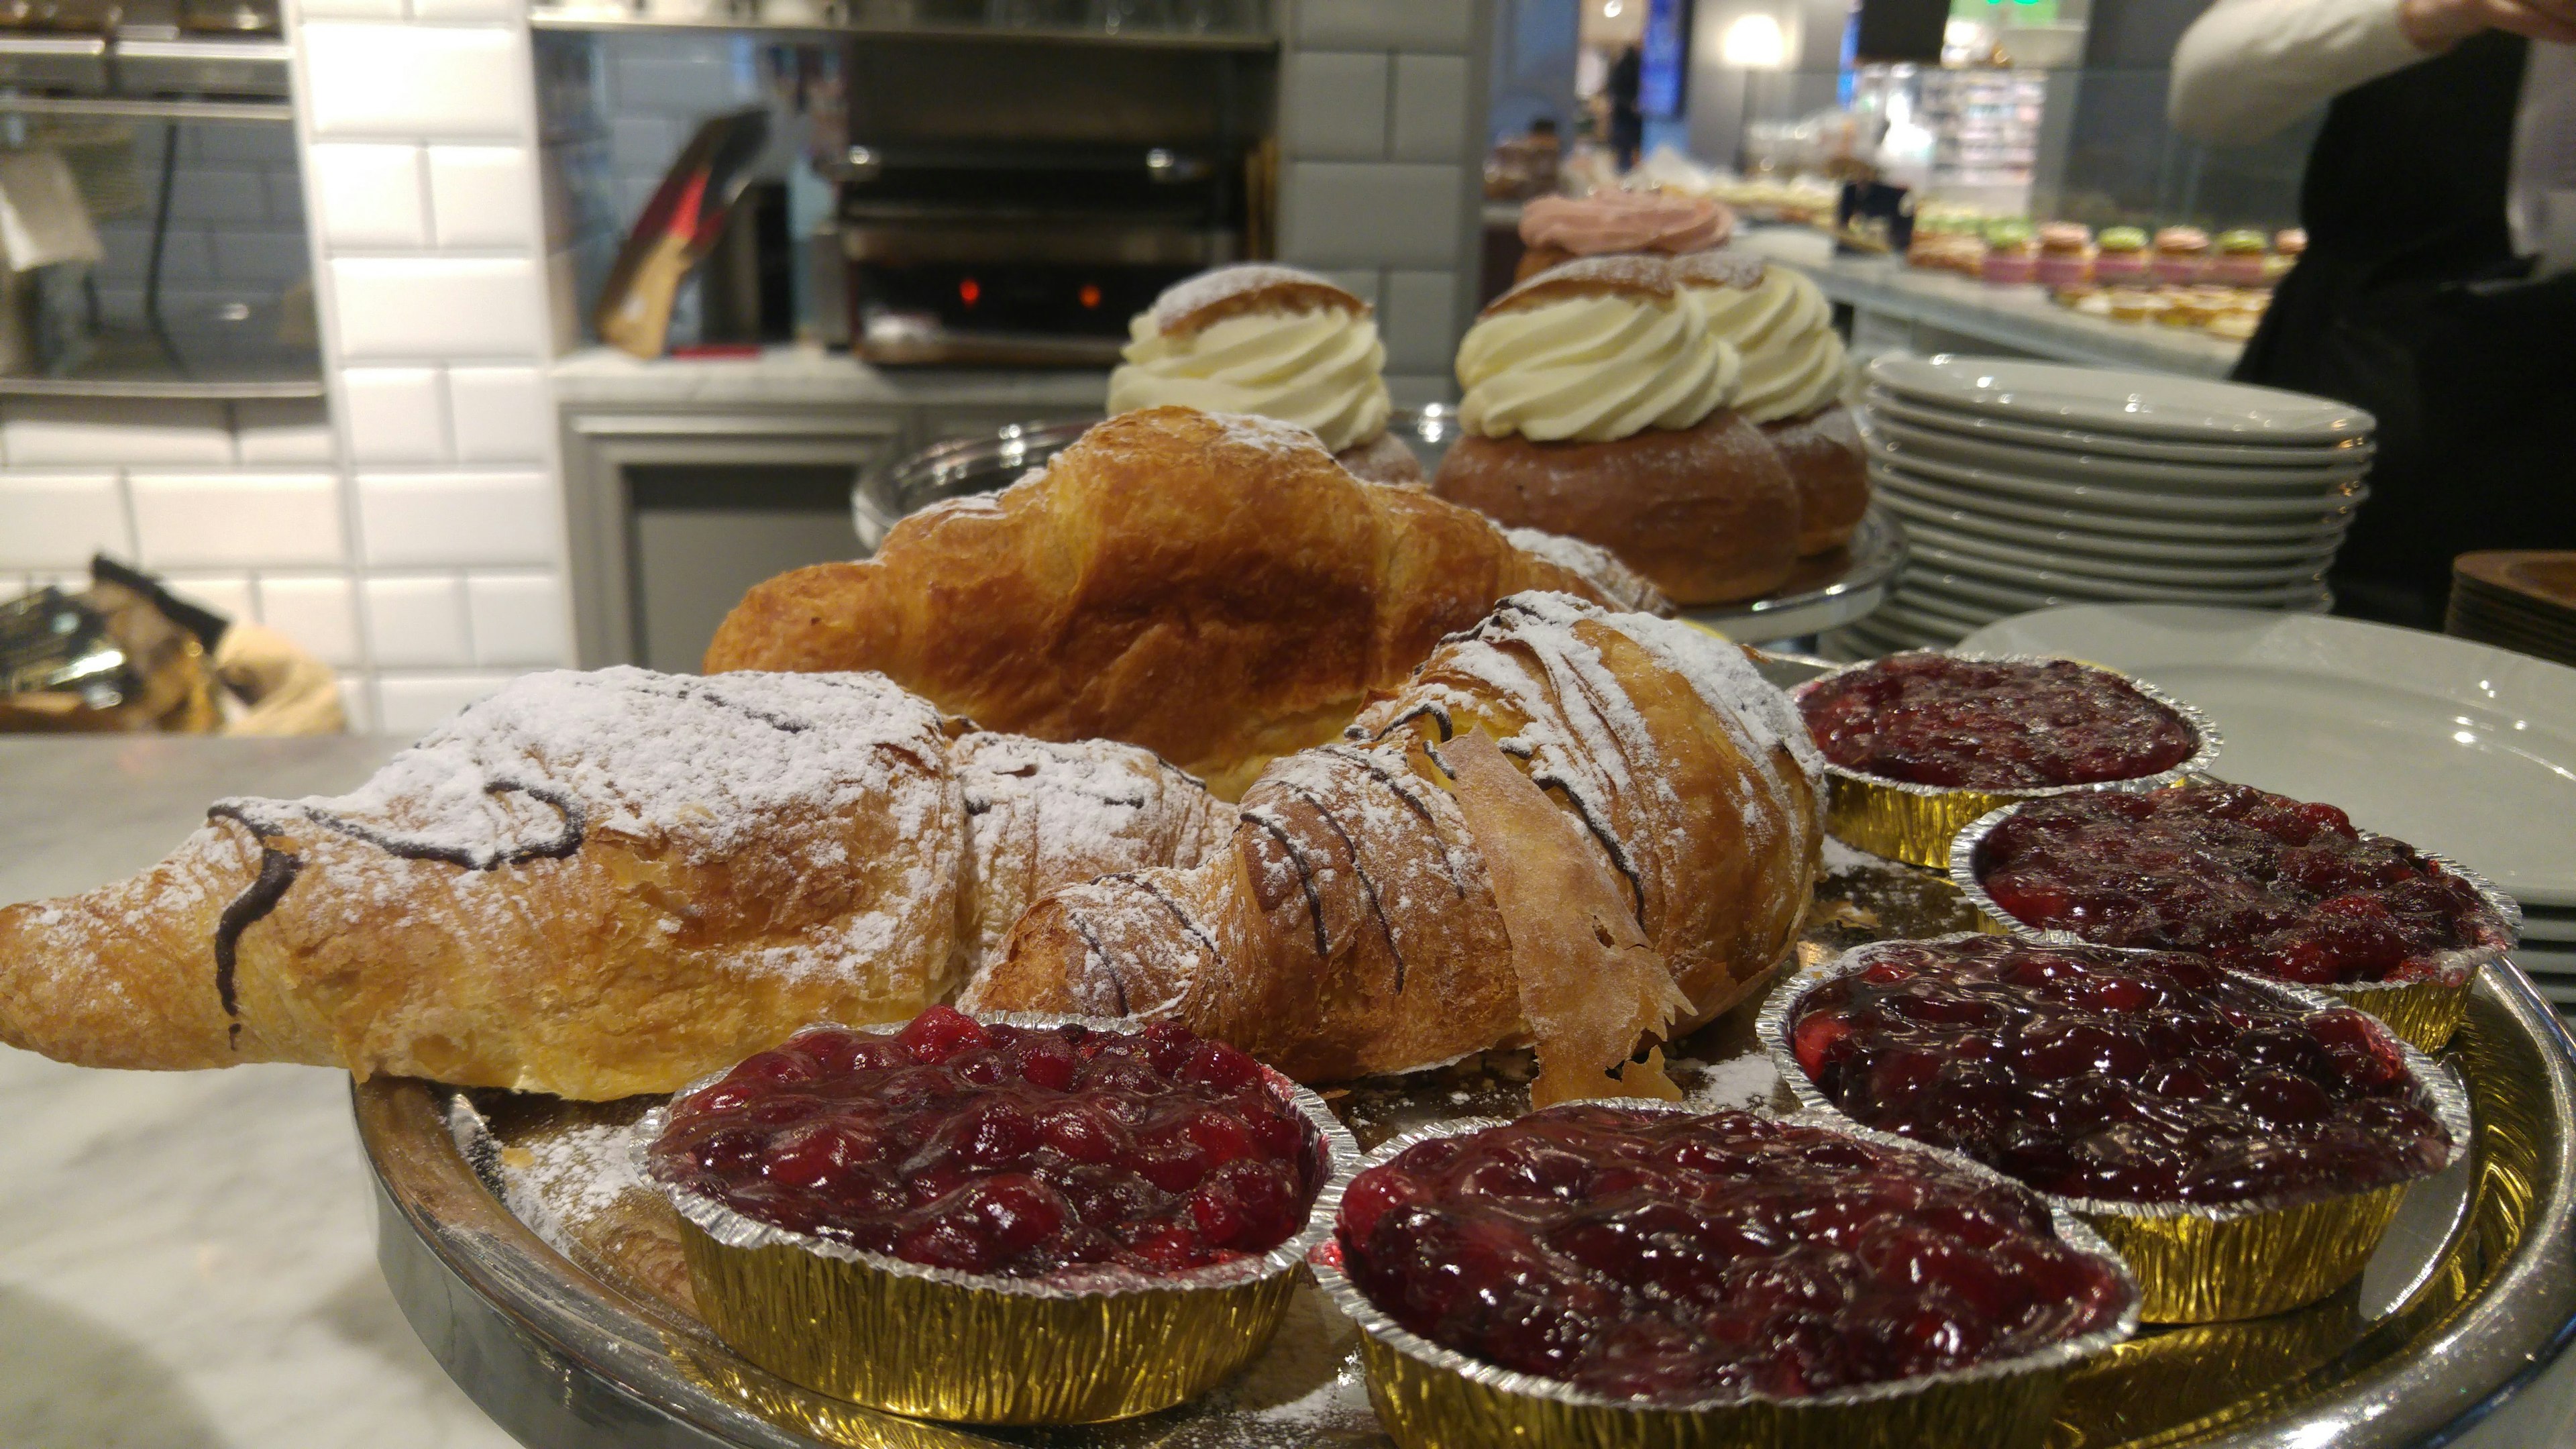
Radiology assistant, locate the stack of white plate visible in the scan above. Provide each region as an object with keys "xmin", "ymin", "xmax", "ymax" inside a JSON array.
[{"xmin": 1833, "ymin": 356, "xmax": 2376, "ymax": 657}]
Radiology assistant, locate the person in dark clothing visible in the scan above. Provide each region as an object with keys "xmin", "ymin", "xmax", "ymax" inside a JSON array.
[
  {"xmin": 1609, "ymin": 44, "xmax": 1645, "ymax": 171},
  {"xmin": 2171, "ymin": 0, "xmax": 2576, "ymax": 627}
]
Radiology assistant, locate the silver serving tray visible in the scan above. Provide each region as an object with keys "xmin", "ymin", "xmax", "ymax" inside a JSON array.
[
  {"xmin": 852, "ymin": 412, "xmax": 1904, "ymax": 647},
  {"xmin": 358, "ymin": 654, "xmax": 2576, "ymax": 1449}
]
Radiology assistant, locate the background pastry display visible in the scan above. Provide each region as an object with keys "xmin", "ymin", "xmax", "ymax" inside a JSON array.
[
  {"xmin": 1513, "ymin": 189, "xmax": 1733, "ymax": 280},
  {"xmin": 706, "ymin": 406, "xmax": 1657, "ymax": 797},
  {"xmin": 971, "ymin": 591, "xmax": 1823, "ymax": 1100},
  {"xmin": 1106, "ymin": 264, "xmax": 1423, "ymax": 486},
  {"xmin": 1432, "ymin": 254, "xmax": 1855, "ymax": 606},
  {"xmin": 0, "ymin": 667, "xmax": 1231, "ymax": 1099}
]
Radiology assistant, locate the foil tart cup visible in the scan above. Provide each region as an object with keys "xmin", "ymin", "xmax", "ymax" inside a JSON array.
[
  {"xmin": 1762, "ymin": 936, "xmax": 2475, "ymax": 1324},
  {"xmin": 1947, "ymin": 805, "xmax": 2524, "ymax": 1053},
  {"xmin": 1307, "ymin": 1102, "xmax": 2142, "ymax": 1449},
  {"xmin": 632, "ymin": 1012, "xmax": 1360, "ymax": 1426},
  {"xmin": 1786, "ymin": 653, "xmax": 2222, "ymax": 869}
]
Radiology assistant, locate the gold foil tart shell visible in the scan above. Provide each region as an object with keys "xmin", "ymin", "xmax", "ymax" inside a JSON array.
[
  {"xmin": 1788, "ymin": 653, "xmax": 2221, "ymax": 868},
  {"xmin": 1762, "ymin": 938, "xmax": 2475, "ymax": 1325},
  {"xmin": 1947, "ymin": 804, "xmax": 2523, "ymax": 1053},
  {"xmin": 633, "ymin": 1013, "xmax": 1360, "ymax": 1426},
  {"xmin": 1309, "ymin": 1105, "xmax": 2141, "ymax": 1449}
]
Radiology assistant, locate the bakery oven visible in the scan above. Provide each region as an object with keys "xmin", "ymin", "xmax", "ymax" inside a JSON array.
[{"xmin": 834, "ymin": 36, "xmax": 1274, "ymax": 366}]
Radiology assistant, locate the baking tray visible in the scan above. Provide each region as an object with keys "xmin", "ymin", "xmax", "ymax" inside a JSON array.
[
  {"xmin": 356, "ymin": 655, "xmax": 2576, "ymax": 1449},
  {"xmin": 853, "ymin": 412, "xmax": 1905, "ymax": 647}
]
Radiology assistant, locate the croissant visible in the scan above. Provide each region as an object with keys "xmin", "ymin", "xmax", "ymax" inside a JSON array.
[
  {"xmin": 965, "ymin": 592, "xmax": 1823, "ymax": 1102},
  {"xmin": 702, "ymin": 405, "xmax": 1663, "ymax": 798},
  {"xmin": 0, "ymin": 667, "xmax": 1227, "ymax": 1100}
]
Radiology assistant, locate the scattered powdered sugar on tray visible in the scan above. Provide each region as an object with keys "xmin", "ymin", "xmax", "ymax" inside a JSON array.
[
  {"xmin": 496, "ymin": 1117, "xmax": 646, "ymax": 1255},
  {"xmin": 1822, "ymin": 835, "xmax": 1902, "ymax": 875},
  {"xmin": 1676, "ymin": 1049, "xmax": 1784, "ymax": 1114}
]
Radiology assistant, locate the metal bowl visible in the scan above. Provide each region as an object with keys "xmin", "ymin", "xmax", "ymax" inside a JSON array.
[{"xmin": 854, "ymin": 411, "xmax": 1904, "ymax": 646}]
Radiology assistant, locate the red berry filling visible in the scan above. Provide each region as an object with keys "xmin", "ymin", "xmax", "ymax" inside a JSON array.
[
  {"xmin": 1976, "ymin": 784, "xmax": 2512, "ymax": 985},
  {"xmin": 1798, "ymin": 653, "xmax": 2197, "ymax": 789},
  {"xmin": 1337, "ymin": 1105, "xmax": 2129, "ymax": 1404},
  {"xmin": 648, "ymin": 1007, "xmax": 1322, "ymax": 1278},
  {"xmin": 1789, "ymin": 936, "xmax": 2450, "ymax": 1205}
]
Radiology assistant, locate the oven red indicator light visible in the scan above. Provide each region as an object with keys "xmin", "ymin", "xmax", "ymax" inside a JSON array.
[
  {"xmin": 959, "ymin": 278, "xmax": 981, "ymax": 307},
  {"xmin": 1079, "ymin": 283, "xmax": 1102, "ymax": 309}
]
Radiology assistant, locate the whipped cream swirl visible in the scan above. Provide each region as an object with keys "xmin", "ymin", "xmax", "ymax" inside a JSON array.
[
  {"xmin": 1456, "ymin": 290, "xmax": 1740, "ymax": 443},
  {"xmin": 1684, "ymin": 264, "xmax": 1847, "ymax": 423},
  {"xmin": 1108, "ymin": 307, "xmax": 1391, "ymax": 453}
]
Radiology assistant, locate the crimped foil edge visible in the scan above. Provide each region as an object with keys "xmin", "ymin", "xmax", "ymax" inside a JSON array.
[
  {"xmin": 1758, "ymin": 934, "xmax": 2475, "ymax": 1226},
  {"xmin": 629, "ymin": 1011, "xmax": 1360, "ymax": 1301},
  {"xmin": 1305, "ymin": 1102, "xmax": 2143, "ymax": 1415},
  {"xmin": 1947, "ymin": 805, "xmax": 2525, "ymax": 996},
  {"xmin": 1786, "ymin": 651, "xmax": 2225, "ymax": 802}
]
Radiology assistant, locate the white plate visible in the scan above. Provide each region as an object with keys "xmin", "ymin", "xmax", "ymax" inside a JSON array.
[
  {"xmin": 1882, "ymin": 590, "xmax": 2000, "ymax": 634},
  {"xmin": 1902, "ymin": 526, "xmax": 2336, "ymax": 589},
  {"xmin": 1872, "ymin": 455, "xmax": 2366, "ymax": 523},
  {"xmin": 1957, "ymin": 605, "xmax": 2576, "ymax": 908},
  {"xmin": 1872, "ymin": 470, "xmax": 2353, "ymax": 543},
  {"xmin": 1869, "ymin": 433, "xmax": 2365, "ymax": 506},
  {"xmin": 1868, "ymin": 355, "xmax": 2378, "ymax": 444},
  {"xmin": 1902, "ymin": 564, "xmax": 2332, "ymax": 615},
  {"xmin": 1863, "ymin": 412, "xmax": 2375, "ymax": 491},
  {"xmin": 2522, "ymin": 908, "xmax": 2576, "ymax": 943},
  {"xmin": 1874, "ymin": 490, "xmax": 2348, "ymax": 564},
  {"xmin": 1863, "ymin": 388, "xmax": 2381, "ymax": 466}
]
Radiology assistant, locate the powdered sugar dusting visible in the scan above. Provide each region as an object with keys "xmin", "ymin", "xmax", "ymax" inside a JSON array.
[
  {"xmin": 1503, "ymin": 527, "xmax": 1666, "ymax": 613},
  {"xmin": 1209, "ymin": 409, "xmax": 1338, "ymax": 461},
  {"xmin": 239, "ymin": 667, "xmax": 949, "ymax": 865},
  {"xmin": 1146, "ymin": 264, "xmax": 1363, "ymax": 334}
]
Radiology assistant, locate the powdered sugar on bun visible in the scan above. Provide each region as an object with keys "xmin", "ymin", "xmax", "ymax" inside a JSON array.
[
  {"xmin": 1115, "ymin": 266, "xmax": 1393, "ymax": 452},
  {"xmin": 1145, "ymin": 263, "xmax": 1370, "ymax": 335},
  {"xmin": 1485, "ymin": 254, "xmax": 1678, "ymax": 315},
  {"xmin": 1504, "ymin": 527, "xmax": 1668, "ymax": 614}
]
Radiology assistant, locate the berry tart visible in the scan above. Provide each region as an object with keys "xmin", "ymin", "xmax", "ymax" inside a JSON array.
[
  {"xmin": 1308, "ymin": 1102, "xmax": 2137, "ymax": 1448},
  {"xmin": 1766, "ymin": 934, "xmax": 2467, "ymax": 1322},
  {"xmin": 1952, "ymin": 784, "xmax": 2519, "ymax": 1050},
  {"xmin": 637, "ymin": 1007, "xmax": 1354, "ymax": 1424},
  {"xmin": 1789, "ymin": 652, "xmax": 2217, "ymax": 867}
]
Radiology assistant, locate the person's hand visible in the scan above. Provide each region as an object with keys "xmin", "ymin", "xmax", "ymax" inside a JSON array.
[{"xmin": 2397, "ymin": 0, "xmax": 2576, "ymax": 50}]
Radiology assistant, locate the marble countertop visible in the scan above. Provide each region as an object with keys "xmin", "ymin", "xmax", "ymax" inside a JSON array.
[
  {"xmin": 1734, "ymin": 227, "xmax": 2245, "ymax": 379},
  {"xmin": 5, "ymin": 733, "xmax": 2574, "ymax": 1449},
  {"xmin": 548, "ymin": 345, "xmax": 1111, "ymax": 411},
  {"xmin": 0, "ymin": 735, "xmax": 518, "ymax": 1449}
]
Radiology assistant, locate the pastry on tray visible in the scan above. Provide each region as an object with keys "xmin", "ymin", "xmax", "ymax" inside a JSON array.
[
  {"xmin": 1789, "ymin": 651, "xmax": 2214, "ymax": 867},
  {"xmin": 1108, "ymin": 264, "xmax": 1424, "ymax": 486},
  {"xmin": 706, "ymin": 406, "xmax": 1661, "ymax": 798},
  {"xmin": 1314, "ymin": 1103, "xmax": 2135, "ymax": 1443},
  {"xmin": 1430, "ymin": 256, "xmax": 1803, "ymax": 606},
  {"xmin": 643, "ymin": 1007, "xmax": 1350, "ymax": 1423},
  {"xmin": 0, "ymin": 669, "xmax": 1229, "ymax": 1099},
  {"xmin": 1962, "ymin": 782, "xmax": 2516, "ymax": 1049},
  {"xmin": 1775, "ymin": 934, "xmax": 2464, "ymax": 1320},
  {"xmin": 970, "ymin": 590, "xmax": 1824, "ymax": 1100},
  {"xmin": 1672, "ymin": 250, "xmax": 1866, "ymax": 557},
  {"xmin": 1513, "ymin": 189, "xmax": 1733, "ymax": 280}
]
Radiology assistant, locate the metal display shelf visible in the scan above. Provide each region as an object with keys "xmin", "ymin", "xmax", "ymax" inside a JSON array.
[{"xmin": 0, "ymin": 93, "xmax": 290, "ymax": 121}]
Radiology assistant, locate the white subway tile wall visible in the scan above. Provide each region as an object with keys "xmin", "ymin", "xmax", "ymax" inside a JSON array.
[
  {"xmin": 130, "ymin": 473, "xmax": 345, "ymax": 569},
  {"xmin": 309, "ymin": 142, "xmax": 429, "ymax": 249},
  {"xmin": 285, "ymin": 1, "xmax": 572, "ymax": 726},
  {"xmin": 1273, "ymin": 0, "xmax": 1493, "ymax": 406},
  {"xmin": 357, "ymin": 472, "xmax": 557, "ymax": 568},
  {"xmin": 0, "ymin": 473, "xmax": 129, "ymax": 570},
  {"xmin": 362, "ymin": 574, "xmax": 473, "ymax": 667},
  {"xmin": 233, "ymin": 401, "xmax": 339, "ymax": 465},
  {"xmin": 257, "ymin": 575, "xmax": 363, "ymax": 667}
]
